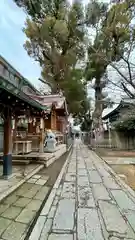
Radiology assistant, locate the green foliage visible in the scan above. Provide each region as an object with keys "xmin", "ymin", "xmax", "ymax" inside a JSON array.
[
  {"xmin": 85, "ymin": 0, "xmax": 132, "ymax": 81},
  {"xmin": 86, "ymin": 0, "xmax": 135, "ymax": 67},
  {"xmin": 14, "ymin": 0, "xmax": 42, "ymax": 18},
  {"xmin": 73, "ymin": 98, "xmax": 92, "ymax": 131},
  {"xmin": 23, "ymin": 0, "xmax": 86, "ymax": 77},
  {"xmin": 86, "ymin": 0, "xmax": 108, "ymax": 27},
  {"xmin": 113, "ymin": 104, "xmax": 135, "ymax": 131},
  {"xmin": 102, "ymin": 1, "xmax": 133, "ymax": 61},
  {"xmin": 85, "ymin": 1, "xmax": 109, "ymax": 128},
  {"xmin": 14, "ymin": 0, "xmax": 89, "ymax": 116},
  {"xmin": 85, "ymin": 0, "xmax": 135, "ymax": 128},
  {"xmin": 15, "ymin": 0, "xmax": 135, "ymax": 121},
  {"xmin": 61, "ymin": 69, "xmax": 88, "ymax": 115},
  {"xmin": 85, "ymin": 0, "xmax": 108, "ymax": 80},
  {"xmin": 114, "ymin": 118, "xmax": 135, "ymax": 131},
  {"xmin": 80, "ymin": 113, "xmax": 92, "ymax": 131},
  {"xmin": 86, "ymin": 48, "xmax": 107, "ymax": 81}
]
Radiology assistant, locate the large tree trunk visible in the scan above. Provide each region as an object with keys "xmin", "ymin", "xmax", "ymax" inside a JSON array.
[{"xmin": 92, "ymin": 79, "xmax": 104, "ymax": 143}]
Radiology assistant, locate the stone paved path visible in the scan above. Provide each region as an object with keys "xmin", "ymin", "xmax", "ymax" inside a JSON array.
[
  {"xmin": 0, "ymin": 173, "xmax": 50, "ymax": 240},
  {"xmin": 0, "ymin": 164, "xmax": 43, "ymax": 201},
  {"xmin": 29, "ymin": 140, "xmax": 135, "ymax": 240}
]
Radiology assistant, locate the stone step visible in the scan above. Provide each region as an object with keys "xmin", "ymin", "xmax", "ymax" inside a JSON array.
[
  {"xmin": 0, "ymin": 155, "xmax": 39, "ymax": 160},
  {"xmin": 0, "ymin": 159, "xmax": 30, "ymax": 165}
]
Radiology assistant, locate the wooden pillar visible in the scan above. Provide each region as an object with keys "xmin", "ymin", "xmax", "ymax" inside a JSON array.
[
  {"xmin": 28, "ymin": 122, "xmax": 33, "ymax": 133},
  {"xmin": 28, "ymin": 121, "xmax": 37, "ymax": 134},
  {"xmin": 51, "ymin": 111, "xmax": 53, "ymax": 130},
  {"xmin": 51, "ymin": 109, "xmax": 56, "ymax": 130},
  {"xmin": 3, "ymin": 108, "xmax": 12, "ymax": 177},
  {"xmin": 60, "ymin": 118, "xmax": 64, "ymax": 133},
  {"xmin": 53, "ymin": 111, "xmax": 56, "ymax": 130},
  {"xmin": 56, "ymin": 119, "xmax": 61, "ymax": 132}
]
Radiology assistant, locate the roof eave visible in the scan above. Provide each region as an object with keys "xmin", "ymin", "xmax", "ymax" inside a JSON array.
[
  {"xmin": 0, "ymin": 77, "xmax": 47, "ymax": 111},
  {"xmin": 102, "ymin": 102, "xmax": 122, "ymax": 120}
]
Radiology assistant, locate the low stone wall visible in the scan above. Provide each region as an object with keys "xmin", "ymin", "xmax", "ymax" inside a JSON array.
[
  {"xmin": 112, "ymin": 131, "xmax": 135, "ymax": 150},
  {"xmin": 90, "ymin": 130, "xmax": 135, "ymax": 150}
]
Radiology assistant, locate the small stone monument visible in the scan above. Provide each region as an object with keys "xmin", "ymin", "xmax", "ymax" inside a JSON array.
[{"xmin": 44, "ymin": 130, "xmax": 57, "ymax": 152}]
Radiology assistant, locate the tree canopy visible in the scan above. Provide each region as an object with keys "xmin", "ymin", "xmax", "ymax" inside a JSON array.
[
  {"xmin": 14, "ymin": 0, "xmax": 135, "ymax": 130},
  {"xmin": 15, "ymin": 0, "xmax": 89, "ymax": 117},
  {"xmin": 86, "ymin": 0, "xmax": 135, "ymax": 97},
  {"xmin": 85, "ymin": 0, "xmax": 135, "ymax": 129}
]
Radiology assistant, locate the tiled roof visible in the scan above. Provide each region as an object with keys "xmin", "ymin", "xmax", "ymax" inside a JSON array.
[
  {"xmin": 0, "ymin": 55, "xmax": 69, "ymax": 113},
  {"xmin": 102, "ymin": 99, "xmax": 134, "ymax": 120},
  {"xmin": 27, "ymin": 94, "xmax": 68, "ymax": 114},
  {"xmin": 102, "ymin": 103, "xmax": 120, "ymax": 119}
]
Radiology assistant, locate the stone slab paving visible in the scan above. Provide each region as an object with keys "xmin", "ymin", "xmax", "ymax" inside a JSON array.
[
  {"xmin": 52, "ymin": 198, "xmax": 75, "ymax": 232},
  {"xmin": 0, "ymin": 164, "xmax": 44, "ymax": 202},
  {"xmin": 0, "ymin": 173, "xmax": 50, "ymax": 240},
  {"xmin": 28, "ymin": 140, "xmax": 135, "ymax": 240}
]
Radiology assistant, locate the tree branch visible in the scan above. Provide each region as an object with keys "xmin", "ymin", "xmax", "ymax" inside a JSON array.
[{"xmin": 121, "ymin": 82, "xmax": 135, "ymax": 99}]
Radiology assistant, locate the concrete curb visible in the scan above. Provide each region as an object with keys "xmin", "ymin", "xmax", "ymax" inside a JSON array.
[
  {"xmin": 53, "ymin": 148, "xmax": 72, "ymax": 189},
  {"xmin": 67, "ymin": 143, "xmax": 73, "ymax": 152},
  {"xmin": 29, "ymin": 149, "xmax": 72, "ymax": 239},
  {"xmin": 41, "ymin": 148, "xmax": 72, "ymax": 215}
]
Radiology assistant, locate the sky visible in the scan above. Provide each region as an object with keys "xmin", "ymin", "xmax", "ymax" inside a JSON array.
[{"xmin": 0, "ymin": 0, "xmax": 41, "ymax": 88}]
